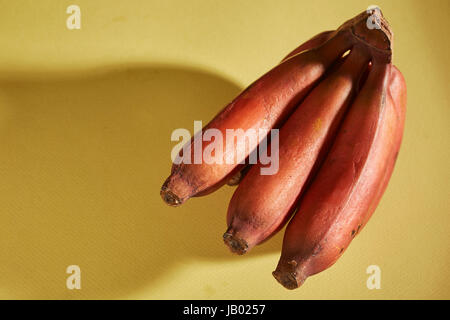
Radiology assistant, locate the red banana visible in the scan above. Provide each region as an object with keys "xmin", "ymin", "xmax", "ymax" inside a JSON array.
[{"xmin": 272, "ymin": 54, "xmax": 406, "ymax": 289}]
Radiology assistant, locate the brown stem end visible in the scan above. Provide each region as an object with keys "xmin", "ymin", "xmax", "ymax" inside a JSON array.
[
  {"xmin": 272, "ymin": 259, "xmax": 307, "ymax": 290},
  {"xmin": 160, "ymin": 187, "xmax": 183, "ymax": 207},
  {"xmin": 223, "ymin": 231, "xmax": 249, "ymax": 255},
  {"xmin": 272, "ymin": 270, "xmax": 302, "ymax": 290},
  {"xmin": 337, "ymin": 7, "xmax": 393, "ymax": 62}
]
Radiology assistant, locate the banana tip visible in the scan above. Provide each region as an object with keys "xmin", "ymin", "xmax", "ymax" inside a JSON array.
[
  {"xmin": 160, "ymin": 187, "xmax": 183, "ymax": 207},
  {"xmin": 272, "ymin": 269, "xmax": 304, "ymax": 290},
  {"xmin": 223, "ymin": 232, "xmax": 248, "ymax": 255}
]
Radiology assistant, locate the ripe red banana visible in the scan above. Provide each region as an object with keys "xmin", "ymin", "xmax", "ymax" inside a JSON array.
[
  {"xmin": 224, "ymin": 44, "xmax": 371, "ymax": 254},
  {"xmin": 272, "ymin": 54, "xmax": 407, "ymax": 289},
  {"xmin": 161, "ymin": 30, "xmax": 353, "ymax": 206}
]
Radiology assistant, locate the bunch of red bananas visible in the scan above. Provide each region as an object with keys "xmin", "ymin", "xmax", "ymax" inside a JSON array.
[{"xmin": 161, "ymin": 9, "xmax": 406, "ymax": 289}]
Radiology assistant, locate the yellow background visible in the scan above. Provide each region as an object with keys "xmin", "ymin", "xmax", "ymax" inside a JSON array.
[{"xmin": 0, "ymin": 0, "xmax": 448, "ymax": 299}]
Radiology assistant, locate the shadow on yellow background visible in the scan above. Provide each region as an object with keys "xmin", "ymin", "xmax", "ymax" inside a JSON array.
[{"xmin": 0, "ymin": 66, "xmax": 282, "ymax": 299}]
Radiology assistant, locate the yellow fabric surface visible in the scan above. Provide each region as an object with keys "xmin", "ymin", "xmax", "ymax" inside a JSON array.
[{"xmin": 0, "ymin": 0, "xmax": 448, "ymax": 299}]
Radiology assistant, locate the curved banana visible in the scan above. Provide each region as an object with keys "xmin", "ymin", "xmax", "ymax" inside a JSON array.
[{"xmin": 272, "ymin": 57, "xmax": 406, "ymax": 289}]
